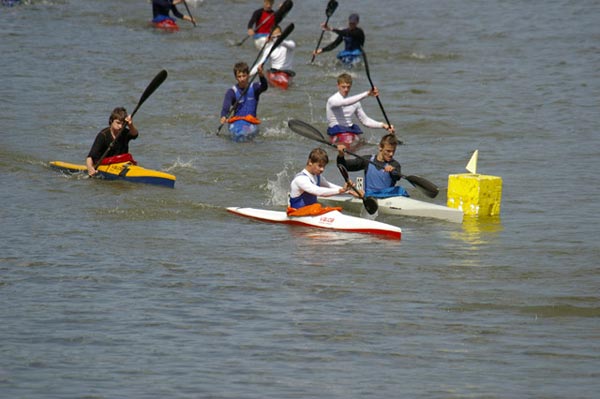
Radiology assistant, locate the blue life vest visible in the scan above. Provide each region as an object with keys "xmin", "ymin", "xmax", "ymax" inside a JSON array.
[
  {"xmin": 289, "ymin": 173, "xmax": 320, "ymax": 208},
  {"xmin": 364, "ymin": 156, "xmax": 409, "ymax": 197},
  {"xmin": 232, "ymin": 84, "xmax": 258, "ymax": 117}
]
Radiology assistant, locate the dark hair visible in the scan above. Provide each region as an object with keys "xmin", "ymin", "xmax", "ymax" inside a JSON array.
[
  {"xmin": 233, "ymin": 62, "xmax": 249, "ymax": 76},
  {"xmin": 109, "ymin": 107, "xmax": 127, "ymax": 124}
]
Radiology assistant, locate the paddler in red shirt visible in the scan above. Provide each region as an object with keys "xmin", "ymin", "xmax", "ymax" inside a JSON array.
[{"xmin": 246, "ymin": 0, "xmax": 276, "ymax": 50}]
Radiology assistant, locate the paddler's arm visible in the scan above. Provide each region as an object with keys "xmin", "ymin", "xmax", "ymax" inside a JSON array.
[
  {"xmin": 220, "ymin": 88, "xmax": 236, "ymax": 124},
  {"xmin": 86, "ymin": 156, "xmax": 97, "ymax": 176},
  {"xmin": 336, "ymin": 145, "xmax": 368, "ymax": 171},
  {"xmin": 125, "ymin": 115, "xmax": 138, "ymax": 138},
  {"xmin": 257, "ymin": 64, "xmax": 268, "ymax": 92}
]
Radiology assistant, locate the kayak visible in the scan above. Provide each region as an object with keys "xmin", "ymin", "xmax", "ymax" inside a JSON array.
[
  {"xmin": 266, "ymin": 70, "xmax": 292, "ymax": 90},
  {"xmin": 337, "ymin": 49, "xmax": 362, "ymax": 68},
  {"xmin": 227, "ymin": 207, "xmax": 402, "ymax": 240},
  {"xmin": 151, "ymin": 19, "xmax": 179, "ymax": 31},
  {"xmin": 319, "ymin": 194, "xmax": 464, "ymax": 223},
  {"xmin": 329, "ymin": 132, "xmax": 364, "ymax": 152},
  {"xmin": 228, "ymin": 119, "xmax": 260, "ymax": 142},
  {"xmin": 49, "ymin": 161, "xmax": 176, "ymax": 188}
]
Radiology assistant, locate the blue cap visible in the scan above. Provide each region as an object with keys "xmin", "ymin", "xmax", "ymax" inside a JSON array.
[{"xmin": 349, "ymin": 13, "xmax": 359, "ymax": 24}]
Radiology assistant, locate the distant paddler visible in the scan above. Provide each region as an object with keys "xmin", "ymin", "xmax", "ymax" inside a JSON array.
[
  {"xmin": 250, "ymin": 25, "xmax": 296, "ymax": 89},
  {"xmin": 242, "ymin": 0, "xmax": 293, "ymax": 49},
  {"xmin": 312, "ymin": 13, "xmax": 364, "ymax": 67},
  {"xmin": 151, "ymin": 0, "xmax": 196, "ymax": 30}
]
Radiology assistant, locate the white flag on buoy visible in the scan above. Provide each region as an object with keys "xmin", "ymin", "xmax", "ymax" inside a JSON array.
[{"xmin": 466, "ymin": 150, "xmax": 478, "ymax": 174}]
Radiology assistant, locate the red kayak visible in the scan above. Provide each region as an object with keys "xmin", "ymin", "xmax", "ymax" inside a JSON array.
[
  {"xmin": 152, "ymin": 19, "xmax": 179, "ymax": 31},
  {"xmin": 329, "ymin": 132, "xmax": 364, "ymax": 152},
  {"xmin": 266, "ymin": 70, "xmax": 292, "ymax": 90}
]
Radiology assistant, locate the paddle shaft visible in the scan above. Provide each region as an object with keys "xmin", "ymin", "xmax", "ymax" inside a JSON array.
[
  {"xmin": 94, "ymin": 70, "xmax": 168, "ymax": 169},
  {"xmin": 337, "ymin": 164, "xmax": 378, "ymax": 215},
  {"xmin": 310, "ymin": 16, "xmax": 331, "ymax": 63},
  {"xmin": 181, "ymin": 0, "xmax": 196, "ymax": 26},
  {"xmin": 311, "ymin": 0, "xmax": 338, "ymax": 63},
  {"xmin": 360, "ymin": 47, "xmax": 392, "ymax": 129}
]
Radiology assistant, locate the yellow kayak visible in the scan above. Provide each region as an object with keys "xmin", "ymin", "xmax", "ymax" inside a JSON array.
[{"xmin": 49, "ymin": 161, "xmax": 176, "ymax": 188}]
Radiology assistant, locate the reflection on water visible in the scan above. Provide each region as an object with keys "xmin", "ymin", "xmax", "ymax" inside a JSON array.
[{"xmin": 452, "ymin": 215, "xmax": 504, "ymax": 246}]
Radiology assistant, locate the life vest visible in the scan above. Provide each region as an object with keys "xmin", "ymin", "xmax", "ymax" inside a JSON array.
[
  {"xmin": 256, "ymin": 10, "xmax": 275, "ymax": 35},
  {"xmin": 232, "ymin": 84, "xmax": 258, "ymax": 118},
  {"xmin": 289, "ymin": 172, "xmax": 320, "ymax": 209},
  {"xmin": 100, "ymin": 153, "xmax": 137, "ymax": 165},
  {"xmin": 364, "ymin": 155, "xmax": 394, "ymax": 193}
]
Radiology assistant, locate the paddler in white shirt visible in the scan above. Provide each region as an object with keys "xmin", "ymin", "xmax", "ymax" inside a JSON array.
[{"xmin": 289, "ymin": 147, "xmax": 357, "ymax": 210}]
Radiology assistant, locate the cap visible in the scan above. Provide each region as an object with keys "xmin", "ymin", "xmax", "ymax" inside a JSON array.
[{"xmin": 349, "ymin": 13, "xmax": 359, "ymax": 24}]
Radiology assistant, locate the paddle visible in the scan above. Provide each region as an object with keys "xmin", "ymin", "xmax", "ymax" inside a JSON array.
[
  {"xmin": 310, "ymin": 0, "xmax": 339, "ymax": 63},
  {"xmin": 337, "ymin": 164, "xmax": 378, "ymax": 215},
  {"xmin": 287, "ymin": 119, "xmax": 439, "ymax": 198},
  {"xmin": 236, "ymin": 0, "xmax": 294, "ymax": 46},
  {"xmin": 94, "ymin": 70, "xmax": 168, "ymax": 169},
  {"xmin": 181, "ymin": 0, "xmax": 196, "ymax": 27},
  {"xmin": 217, "ymin": 23, "xmax": 295, "ymax": 135},
  {"xmin": 360, "ymin": 46, "xmax": 401, "ymax": 144}
]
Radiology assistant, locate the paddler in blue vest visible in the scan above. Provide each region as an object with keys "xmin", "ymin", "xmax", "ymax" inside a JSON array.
[
  {"xmin": 151, "ymin": 0, "xmax": 196, "ymax": 26},
  {"xmin": 86, "ymin": 107, "xmax": 138, "ymax": 177},
  {"xmin": 289, "ymin": 148, "xmax": 355, "ymax": 210},
  {"xmin": 220, "ymin": 61, "xmax": 268, "ymax": 141},
  {"xmin": 336, "ymin": 134, "xmax": 409, "ymax": 198}
]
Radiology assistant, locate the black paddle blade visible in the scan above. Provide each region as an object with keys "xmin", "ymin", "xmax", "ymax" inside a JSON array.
[
  {"xmin": 274, "ymin": 0, "xmax": 294, "ymax": 24},
  {"xmin": 363, "ymin": 196, "xmax": 379, "ymax": 215},
  {"xmin": 326, "ymin": 0, "xmax": 339, "ymax": 18},
  {"xmin": 131, "ymin": 69, "xmax": 168, "ymax": 117},
  {"xmin": 405, "ymin": 175, "xmax": 439, "ymax": 198},
  {"xmin": 288, "ymin": 119, "xmax": 330, "ymax": 146}
]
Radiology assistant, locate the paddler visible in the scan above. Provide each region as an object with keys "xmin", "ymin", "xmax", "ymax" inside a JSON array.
[
  {"xmin": 246, "ymin": 0, "xmax": 276, "ymax": 50},
  {"xmin": 86, "ymin": 107, "xmax": 138, "ymax": 177},
  {"xmin": 326, "ymin": 73, "xmax": 394, "ymax": 149},
  {"xmin": 151, "ymin": 0, "xmax": 196, "ymax": 26},
  {"xmin": 289, "ymin": 148, "xmax": 357, "ymax": 211},
  {"xmin": 337, "ymin": 134, "xmax": 409, "ymax": 198},
  {"xmin": 249, "ymin": 25, "xmax": 296, "ymax": 80},
  {"xmin": 220, "ymin": 61, "xmax": 268, "ymax": 137},
  {"xmin": 312, "ymin": 13, "xmax": 365, "ymax": 65}
]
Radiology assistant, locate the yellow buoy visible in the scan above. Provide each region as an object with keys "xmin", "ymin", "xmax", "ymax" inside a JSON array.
[{"xmin": 447, "ymin": 150, "xmax": 502, "ymax": 216}]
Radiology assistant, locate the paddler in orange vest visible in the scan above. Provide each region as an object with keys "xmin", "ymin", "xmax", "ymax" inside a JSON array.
[
  {"xmin": 220, "ymin": 62, "xmax": 268, "ymax": 141},
  {"xmin": 289, "ymin": 148, "xmax": 357, "ymax": 213},
  {"xmin": 86, "ymin": 107, "xmax": 138, "ymax": 176}
]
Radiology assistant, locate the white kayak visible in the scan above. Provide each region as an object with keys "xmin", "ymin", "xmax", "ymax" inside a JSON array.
[
  {"xmin": 227, "ymin": 207, "xmax": 401, "ymax": 240},
  {"xmin": 319, "ymin": 194, "xmax": 464, "ymax": 223}
]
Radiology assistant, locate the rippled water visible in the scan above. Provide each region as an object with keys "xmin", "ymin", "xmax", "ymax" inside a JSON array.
[{"xmin": 1, "ymin": 0, "xmax": 599, "ymax": 398}]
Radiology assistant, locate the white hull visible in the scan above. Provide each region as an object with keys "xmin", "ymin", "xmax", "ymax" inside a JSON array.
[
  {"xmin": 319, "ymin": 195, "xmax": 463, "ymax": 223},
  {"xmin": 227, "ymin": 207, "xmax": 401, "ymax": 240}
]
